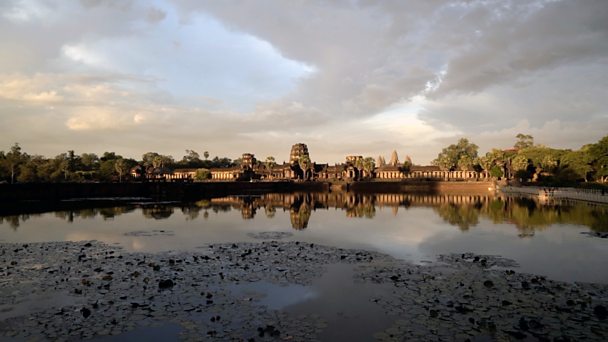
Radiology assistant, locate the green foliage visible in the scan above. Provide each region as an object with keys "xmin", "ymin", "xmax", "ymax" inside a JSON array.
[
  {"xmin": 517, "ymin": 146, "xmax": 563, "ymax": 170},
  {"xmin": 17, "ymin": 156, "xmax": 45, "ymax": 183},
  {"xmin": 432, "ymin": 138, "xmax": 479, "ymax": 171},
  {"xmin": 80, "ymin": 153, "xmax": 99, "ymax": 171},
  {"xmin": 181, "ymin": 149, "xmax": 202, "ymax": 167},
  {"xmin": 265, "ymin": 156, "xmax": 276, "ymax": 170},
  {"xmin": 589, "ymin": 135, "xmax": 608, "ymax": 180},
  {"xmin": 1, "ymin": 134, "xmax": 607, "ymax": 186},
  {"xmin": 0, "ymin": 151, "xmax": 6, "ymax": 179},
  {"xmin": 490, "ymin": 165, "xmax": 504, "ymax": 178},
  {"xmin": 511, "ymin": 155, "xmax": 529, "ymax": 172},
  {"xmin": 5, "ymin": 143, "xmax": 27, "ymax": 183},
  {"xmin": 496, "ymin": 197, "xmax": 608, "ymax": 233},
  {"xmin": 457, "ymin": 154, "xmax": 474, "ymax": 171},
  {"xmin": 478, "ymin": 156, "xmax": 493, "ymax": 172},
  {"xmin": 514, "ymin": 133, "xmax": 534, "ymax": 149},
  {"xmin": 298, "ymin": 155, "xmax": 311, "ymax": 170},
  {"xmin": 195, "ymin": 168, "xmax": 211, "ymax": 180},
  {"xmin": 98, "ymin": 160, "xmax": 116, "ymax": 181},
  {"xmin": 434, "ymin": 203, "xmax": 479, "ymax": 231},
  {"xmin": 141, "ymin": 152, "xmax": 173, "ymax": 168},
  {"xmin": 559, "ymin": 150, "xmax": 592, "ymax": 181},
  {"xmin": 114, "ymin": 158, "xmax": 128, "ymax": 182},
  {"xmin": 362, "ymin": 157, "xmax": 375, "ymax": 178},
  {"xmin": 400, "ymin": 157, "xmax": 412, "ymax": 173}
]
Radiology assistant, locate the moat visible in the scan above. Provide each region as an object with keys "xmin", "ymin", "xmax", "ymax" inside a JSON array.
[{"xmin": 1, "ymin": 192, "xmax": 608, "ymax": 341}]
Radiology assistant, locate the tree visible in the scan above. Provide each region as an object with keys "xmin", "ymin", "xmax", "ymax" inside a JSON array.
[
  {"xmin": 457, "ymin": 155, "xmax": 475, "ymax": 171},
  {"xmin": 142, "ymin": 152, "xmax": 160, "ymax": 167},
  {"xmin": 67, "ymin": 150, "xmax": 77, "ymax": 175},
  {"xmin": 401, "ymin": 156, "xmax": 412, "ymax": 173},
  {"xmin": 432, "ymin": 138, "xmax": 479, "ymax": 171},
  {"xmin": 362, "ymin": 157, "xmax": 375, "ymax": 178},
  {"xmin": 5, "ymin": 143, "xmax": 25, "ymax": 184},
  {"xmin": 511, "ymin": 155, "xmax": 529, "ymax": 173},
  {"xmin": 515, "ymin": 134, "xmax": 534, "ymax": 150},
  {"xmin": 589, "ymin": 135, "xmax": 608, "ymax": 182},
  {"xmin": 195, "ymin": 168, "xmax": 211, "ymax": 180},
  {"xmin": 203, "ymin": 151, "xmax": 210, "ymax": 160},
  {"xmin": 142, "ymin": 152, "xmax": 172, "ymax": 168},
  {"xmin": 80, "ymin": 153, "xmax": 99, "ymax": 171},
  {"xmin": 152, "ymin": 156, "xmax": 163, "ymax": 169},
  {"xmin": 503, "ymin": 154, "xmax": 527, "ymax": 181},
  {"xmin": 101, "ymin": 151, "xmax": 118, "ymax": 161},
  {"xmin": 298, "ymin": 155, "xmax": 311, "ymax": 180},
  {"xmin": 265, "ymin": 156, "xmax": 276, "ymax": 170},
  {"xmin": 354, "ymin": 157, "xmax": 364, "ymax": 170},
  {"xmin": 490, "ymin": 165, "xmax": 504, "ymax": 178},
  {"xmin": 17, "ymin": 156, "xmax": 45, "ymax": 183},
  {"xmin": 181, "ymin": 149, "xmax": 202, "ymax": 167},
  {"xmin": 556, "ymin": 147, "xmax": 593, "ymax": 182},
  {"xmin": 114, "ymin": 158, "xmax": 128, "ymax": 182},
  {"xmin": 98, "ymin": 160, "xmax": 116, "ymax": 181},
  {"xmin": 478, "ymin": 155, "xmax": 493, "ymax": 174},
  {"xmin": 0, "ymin": 151, "xmax": 6, "ymax": 181}
]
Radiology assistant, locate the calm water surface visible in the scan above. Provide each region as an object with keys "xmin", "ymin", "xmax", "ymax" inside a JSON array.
[{"xmin": 1, "ymin": 192, "xmax": 607, "ymax": 283}]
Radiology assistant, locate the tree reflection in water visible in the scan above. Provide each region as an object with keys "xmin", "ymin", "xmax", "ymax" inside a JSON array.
[
  {"xmin": 434, "ymin": 203, "xmax": 480, "ymax": 231},
  {"xmin": 141, "ymin": 206, "xmax": 174, "ymax": 220},
  {"xmin": 2, "ymin": 193, "xmax": 607, "ymax": 235}
]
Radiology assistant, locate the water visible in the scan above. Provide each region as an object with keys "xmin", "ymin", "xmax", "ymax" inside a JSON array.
[{"xmin": 1, "ymin": 192, "xmax": 607, "ymax": 283}]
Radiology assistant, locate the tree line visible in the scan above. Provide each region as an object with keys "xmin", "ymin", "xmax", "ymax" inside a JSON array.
[
  {"xmin": 0, "ymin": 146, "xmax": 236, "ymax": 184},
  {"xmin": 1, "ymin": 133, "xmax": 606, "ymax": 185},
  {"xmin": 431, "ymin": 134, "xmax": 608, "ymax": 186}
]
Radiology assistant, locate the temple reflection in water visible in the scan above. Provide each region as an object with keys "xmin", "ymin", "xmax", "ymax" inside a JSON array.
[
  {"xmin": 195, "ymin": 193, "xmax": 608, "ymax": 234},
  {"xmin": 1, "ymin": 193, "xmax": 607, "ymax": 236}
]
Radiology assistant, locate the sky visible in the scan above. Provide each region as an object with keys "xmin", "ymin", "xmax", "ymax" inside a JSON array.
[{"xmin": 1, "ymin": 0, "xmax": 607, "ymax": 164}]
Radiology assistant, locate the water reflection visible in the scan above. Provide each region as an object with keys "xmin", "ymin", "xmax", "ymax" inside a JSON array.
[{"xmin": 1, "ymin": 193, "xmax": 607, "ymax": 235}]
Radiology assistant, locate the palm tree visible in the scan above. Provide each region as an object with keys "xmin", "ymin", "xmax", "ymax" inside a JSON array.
[{"xmin": 265, "ymin": 156, "xmax": 276, "ymax": 179}]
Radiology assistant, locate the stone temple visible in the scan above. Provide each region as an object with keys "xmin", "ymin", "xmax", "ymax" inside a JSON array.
[
  {"xmin": 289, "ymin": 143, "xmax": 310, "ymax": 165},
  {"xmin": 136, "ymin": 142, "xmax": 490, "ymax": 182}
]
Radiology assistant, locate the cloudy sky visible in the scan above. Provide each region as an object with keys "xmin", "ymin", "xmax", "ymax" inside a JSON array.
[{"xmin": 1, "ymin": 0, "xmax": 607, "ymax": 164}]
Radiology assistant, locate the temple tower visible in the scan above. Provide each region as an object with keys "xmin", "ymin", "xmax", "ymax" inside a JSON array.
[{"xmin": 289, "ymin": 143, "xmax": 310, "ymax": 165}]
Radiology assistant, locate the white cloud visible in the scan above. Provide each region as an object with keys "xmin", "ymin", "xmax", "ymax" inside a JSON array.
[
  {"xmin": 66, "ymin": 107, "xmax": 146, "ymax": 131},
  {"xmin": 0, "ymin": 0, "xmax": 607, "ymax": 162},
  {"xmin": 2, "ymin": 0, "xmax": 49, "ymax": 23}
]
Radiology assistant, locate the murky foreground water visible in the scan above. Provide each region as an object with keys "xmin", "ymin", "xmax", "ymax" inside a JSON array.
[
  {"xmin": 2, "ymin": 193, "xmax": 607, "ymax": 283},
  {"xmin": 1, "ymin": 192, "xmax": 608, "ymax": 341}
]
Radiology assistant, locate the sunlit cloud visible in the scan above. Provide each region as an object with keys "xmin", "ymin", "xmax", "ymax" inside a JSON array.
[
  {"xmin": 0, "ymin": 0, "xmax": 607, "ymax": 162},
  {"xmin": 66, "ymin": 107, "xmax": 146, "ymax": 131}
]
